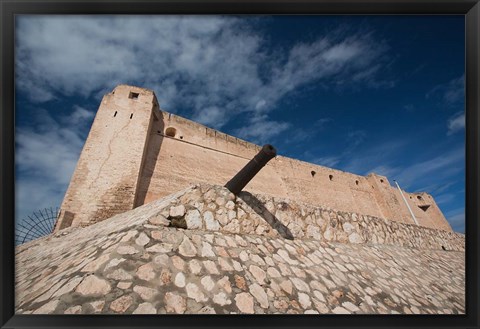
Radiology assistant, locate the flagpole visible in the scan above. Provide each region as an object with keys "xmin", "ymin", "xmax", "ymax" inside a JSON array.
[{"xmin": 393, "ymin": 180, "xmax": 419, "ymax": 226}]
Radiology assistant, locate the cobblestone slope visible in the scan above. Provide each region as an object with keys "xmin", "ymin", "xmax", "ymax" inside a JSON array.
[{"xmin": 15, "ymin": 185, "xmax": 465, "ymax": 314}]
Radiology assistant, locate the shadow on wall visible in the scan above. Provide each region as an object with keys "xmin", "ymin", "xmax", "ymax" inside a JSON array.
[
  {"xmin": 237, "ymin": 191, "xmax": 294, "ymax": 240},
  {"xmin": 135, "ymin": 110, "xmax": 165, "ymax": 206}
]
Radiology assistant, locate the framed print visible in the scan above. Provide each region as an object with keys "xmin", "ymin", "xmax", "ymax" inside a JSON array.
[{"xmin": 1, "ymin": 1, "xmax": 479, "ymax": 329}]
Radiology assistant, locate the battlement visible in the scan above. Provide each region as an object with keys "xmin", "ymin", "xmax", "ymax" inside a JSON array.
[{"xmin": 55, "ymin": 85, "xmax": 452, "ymax": 232}]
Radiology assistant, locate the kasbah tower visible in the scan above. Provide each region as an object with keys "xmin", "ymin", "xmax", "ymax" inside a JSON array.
[{"xmin": 54, "ymin": 84, "xmax": 452, "ymax": 233}]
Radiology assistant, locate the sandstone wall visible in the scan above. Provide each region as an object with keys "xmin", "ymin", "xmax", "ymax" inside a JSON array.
[
  {"xmin": 55, "ymin": 85, "xmax": 159, "ymax": 231},
  {"xmin": 56, "ymin": 85, "xmax": 452, "ymax": 232},
  {"xmin": 136, "ymin": 106, "xmax": 451, "ymax": 231}
]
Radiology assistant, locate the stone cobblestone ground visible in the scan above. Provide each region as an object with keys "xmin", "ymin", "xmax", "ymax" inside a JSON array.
[{"xmin": 15, "ymin": 185, "xmax": 465, "ymax": 314}]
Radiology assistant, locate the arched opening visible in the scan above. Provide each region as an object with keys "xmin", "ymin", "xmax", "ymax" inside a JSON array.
[
  {"xmin": 165, "ymin": 127, "xmax": 177, "ymax": 137},
  {"xmin": 329, "ymin": 174, "xmax": 333, "ymax": 181},
  {"xmin": 355, "ymin": 180, "xmax": 359, "ymax": 185},
  {"xmin": 311, "ymin": 170, "xmax": 316, "ymax": 177},
  {"xmin": 380, "ymin": 179, "xmax": 384, "ymax": 183}
]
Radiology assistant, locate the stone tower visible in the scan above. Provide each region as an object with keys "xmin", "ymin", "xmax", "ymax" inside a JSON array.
[{"xmin": 54, "ymin": 85, "xmax": 160, "ymax": 231}]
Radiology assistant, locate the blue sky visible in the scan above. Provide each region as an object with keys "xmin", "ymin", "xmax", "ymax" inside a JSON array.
[{"xmin": 15, "ymin": 15, "xmax": 465, "ymax": 233}]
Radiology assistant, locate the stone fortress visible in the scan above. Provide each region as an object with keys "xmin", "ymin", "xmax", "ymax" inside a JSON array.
[
  {"xmin": 54, "ymin": 85, "xmax": 452, "ymax": 232},
  {"xmin": 14, "ymin": 85, "xmax": 465, "ymax": 315}
]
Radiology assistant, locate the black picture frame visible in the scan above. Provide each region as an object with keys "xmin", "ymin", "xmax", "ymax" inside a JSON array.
[{"xmin": 1, "ymin": 1, "xmax": 478, "ymax": 328}]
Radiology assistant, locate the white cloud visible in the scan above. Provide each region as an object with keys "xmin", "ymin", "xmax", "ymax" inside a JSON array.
[
  {"xmin": 416, "ymin": 181, "xmax": 457, "ymax": 195},
  {"xmin": 16, "ymin": 128, "xmax": 81, "ymax": 185},
  {"xmin": 341, "ymin": 139, "xmax": 408, "ymax": 175},
  {"xmin": 444, "ymin": 209, "xmax": 465, "ymax": 233},
  {"xmin": 234, "ymin": 115, "xmax": 291, "ymax": 144},
  {"xmin": 282, "ymin": 117, "xmax": 332, "ymax": 145},
  {"xmin": 444, "ymin": 76, "xmax": 465, "ymax": 104},
  {"xmin": 434, "ymin": 193, "xmax": 456, "ymax": 205},
  {"xmin": 314, "ymin": 118, "xmax": 333, "ymax": 128},
  {"xmin": 447, "ymin": 111, "xmax": 465, "ymax": 135},
  {"xmin": 346, "ymin": 141, "xmax": 464, "ymax": 192},
  {"xmin": 255, "ymin": 100, "xmax": 267, "ymax": 111},
  {"xmin": 15, "ymin": 106, "xmax": 93, "ymax": 225},
  {"xmin": 366, "ymin": 165, "xmax": 399, "ymax": 179},
  {"xmin": 15, "ymin": 177, "xmax": 64, "ymax": 227},
  {"xmin": 312, "ymin": 156, "xmax": 341, "ymax": 168},
  {"xmin": 69, "ymin": 105, "xmax": 95, "ymax": 125},
  {"xmin": 193, "ymin": 106, "xmax": 229, "ymax": 128},
  {"xmin": 305, "ymin": 130, "xmax": 368, "ymax": 170},
  {"xmin": 16, "ymin": 16, "xmax": 391, "ymax": 136},
  {"xmin": 16, "ymin": 16, "xmax": 241, "ymax": 105},
  {"xmin": 346, "ymin": 130, "xmax": 367, "ymax": 151},
  {"xmin": 426, "ymin": 75, "xmax": 465, "ymax": 105},
  {"xmin": 395, "ymin": 147, "xmax": 464, "ymax": 189}
]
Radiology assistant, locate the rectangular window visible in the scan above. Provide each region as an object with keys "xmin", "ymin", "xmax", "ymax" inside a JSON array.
[{"xmin": 129, "ymin": 92, "xmax": 139, "ymax": 99}]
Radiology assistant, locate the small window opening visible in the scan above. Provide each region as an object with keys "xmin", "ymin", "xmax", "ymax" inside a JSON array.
[
  {"xmin": 311, "ymin": 170, "xmax": 316, "ymax": 177},
  {"xmin": 417, "ymin": 195, "xmax": 422, "ymax": 200},
  {"xmin": 165, "ymin": 127, "xmax": 177, "ymax": 137},
  {"xmin": 130, "ymin": 113, "xmax": 133, "ymax": 119},
  {"xmin": 329, "ymin": 174, "xmax": 333, "ymax": 181},
  {"xmin": 380, "ymin": 179, "xmax": 384, "ymax": 183},
  {"xmin": 418, "ymin": 205, "xmax": 430, "ymax": 212},
  {"xmin": 355, "ymin": 180, "xmax": 359, "ymax": 185},
  {"xmin": 129, "ymin": 92, "xmax": 139, "ymax": 99},
  {"xmin": 180, "ymin": 136, "xmax": 184, "ymax": 140},
  {"xmin": 113, "ymin": 111, "xmax": 117, "ymax": 117}
]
